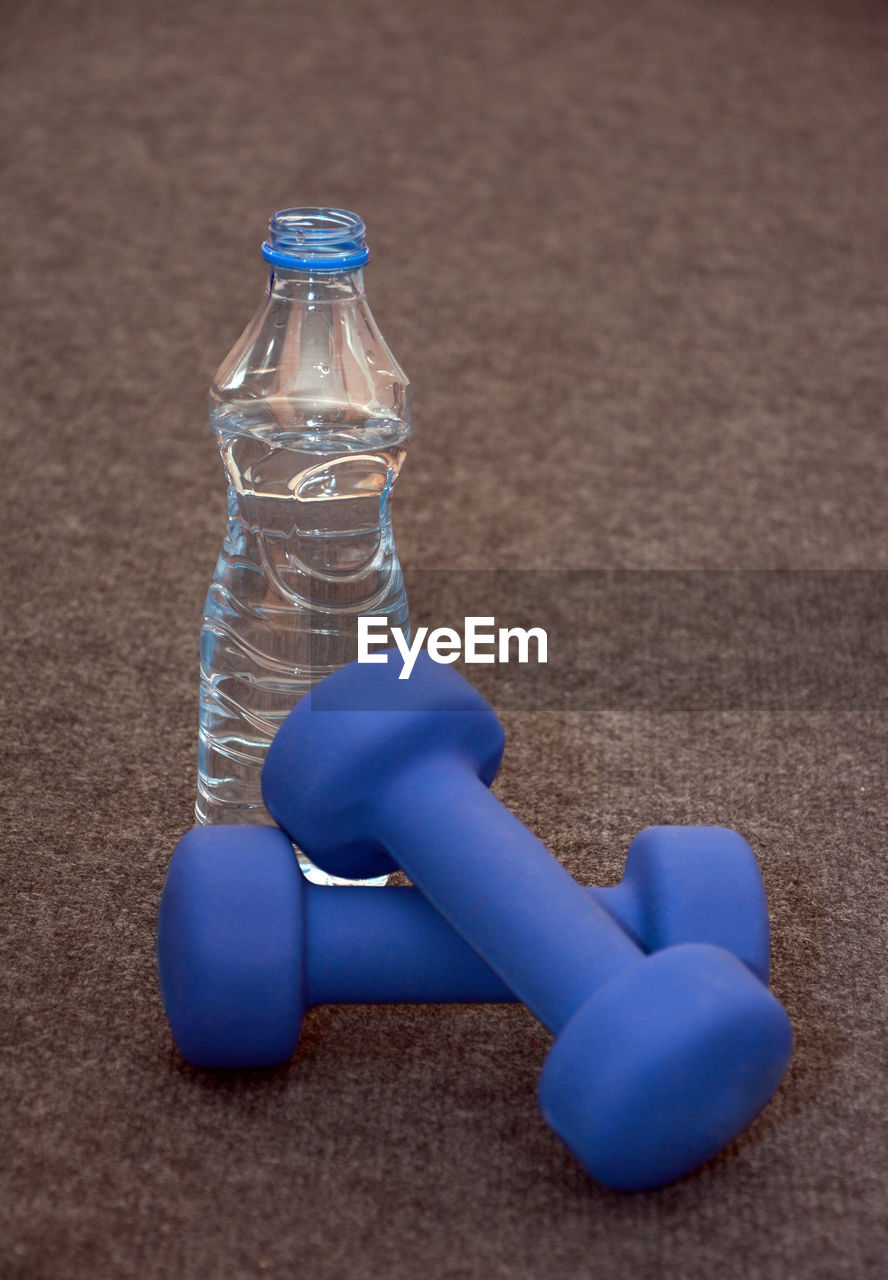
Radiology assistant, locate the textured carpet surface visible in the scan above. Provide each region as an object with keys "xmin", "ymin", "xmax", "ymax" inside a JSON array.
[{"xmin": 2, "ymin": 1, "xmax": 886, "ymax": 1277}]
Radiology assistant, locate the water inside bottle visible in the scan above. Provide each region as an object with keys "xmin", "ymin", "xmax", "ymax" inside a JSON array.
[{"xmin": 196, "ymin": 402, "xmax": 410, "ymax": 885}]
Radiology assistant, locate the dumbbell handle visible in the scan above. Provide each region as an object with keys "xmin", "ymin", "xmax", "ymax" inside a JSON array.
[
  {"xmin": 369, "ymin": 754, "xmax": 644, "ymax": 1035},
  {"xmin": 305, "ymin": 878, "xmax": 645, "ymax": 1008}
]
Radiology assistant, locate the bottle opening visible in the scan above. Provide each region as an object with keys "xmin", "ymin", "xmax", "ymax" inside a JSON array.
[{"xmin": 261, "ymin": 208, "xmax": 369, "ymax": 272}]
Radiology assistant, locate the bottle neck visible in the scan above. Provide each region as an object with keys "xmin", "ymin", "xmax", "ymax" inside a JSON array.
[{"xmin": 267, "ymin": 266, "xmax": 366, "ymax": 304}]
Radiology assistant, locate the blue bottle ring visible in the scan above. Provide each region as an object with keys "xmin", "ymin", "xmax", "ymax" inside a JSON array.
[{"xmin": 260, "ymin": 242, "xmax": 370, "ymax": 271}]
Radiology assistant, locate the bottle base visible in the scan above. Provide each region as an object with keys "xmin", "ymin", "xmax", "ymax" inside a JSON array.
[{"xmin": 193, "ymin": 801, "xmax": 389, "ymax": 887}]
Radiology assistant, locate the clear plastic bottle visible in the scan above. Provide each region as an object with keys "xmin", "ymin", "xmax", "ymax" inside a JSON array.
[{"xmin": 196, "ymin": 208, "xmax": 410, "ymax": 884}]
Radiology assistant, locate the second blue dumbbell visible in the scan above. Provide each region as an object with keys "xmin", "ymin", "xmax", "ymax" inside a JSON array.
[{"xmin": 158, "ymin": 823, "xmax": 769, "ymax": 1069}]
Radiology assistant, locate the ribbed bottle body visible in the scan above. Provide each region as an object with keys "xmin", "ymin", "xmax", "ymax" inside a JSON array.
[{"xmin": 197, "ymin": 404, "xmax": 409, "ymax": 836}]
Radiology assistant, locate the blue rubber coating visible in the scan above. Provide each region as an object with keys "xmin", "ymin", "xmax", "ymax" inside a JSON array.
[
  {"xmin": 157, "ymin": 826, "xmax": 303, "ymax": 1069},
  {"xmin": 612, "ymin": 825, "xmax": 770, "ymax": 983},
  {"xmin": 262, "ymin": 653, "xmax": 792, "ymax": 1188},
  {"xmin": 260, "ymin": 242, "xmax": 370, "ymax": 272},
  {"xmin": 261, "ymin": 654, "xmax": 652, "ymax": 1031},
  {"xmin": 262, "ymin": 649, "xmax": 507, "ymax": 884},
  {"xmin": 156, "ymin": 823, "xmax": 770, "ymax": 1068},
  {"xmin": 538, "ymin": 944, "xmax": 792, "ymax": 1191}
]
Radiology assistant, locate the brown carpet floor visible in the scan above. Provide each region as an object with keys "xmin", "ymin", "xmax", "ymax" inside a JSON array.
[{"xmin": 2, "ymin": 1, "xmax": 886, "ymax": 1276}]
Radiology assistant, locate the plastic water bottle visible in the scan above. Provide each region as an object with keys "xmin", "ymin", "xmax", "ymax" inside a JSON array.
[{"xmin": 196, "ymin": 208, "xmax": 410, "ymax": 884}]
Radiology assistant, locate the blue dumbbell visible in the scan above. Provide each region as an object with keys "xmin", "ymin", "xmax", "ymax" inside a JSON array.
[
  {"xmin": 262, "ymin": 653, "xmax": 792, "ymax": 1192},
  {"xmin": 157, "ymin": 823, "xmax": 770, "ymax": 1069}
]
